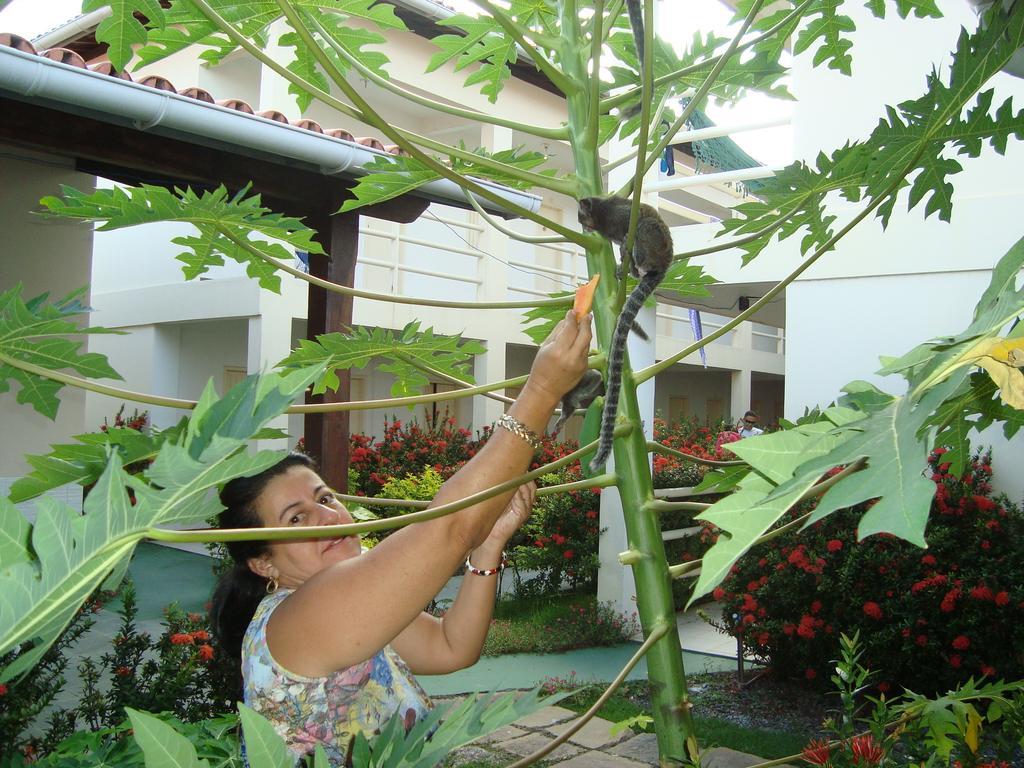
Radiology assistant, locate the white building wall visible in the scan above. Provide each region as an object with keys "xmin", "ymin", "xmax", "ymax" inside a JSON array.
[
  {"xmin": 783, "ymin": 3, "xmax": 1024, "ymax": 500},
  {"xmin": 0, "ymin": 153, "xmax": 93, "ymax": 491}
]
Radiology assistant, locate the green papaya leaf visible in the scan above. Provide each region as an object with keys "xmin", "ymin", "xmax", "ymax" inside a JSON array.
[
  {"xmin": 0, "ymin": 285, "xmax": 124, "ymax": 420},
  {"xmin": 85, "ymin": 0, "xmax": 166, "ymax": 72},
  {"xmin": 9, "ymin": 421, "xmax": 187, "ymax": 504},
  {"xmin": 353, "ymin": 688, "xmax": 573, "ymax": 768},
  {"xmin": 426, "ymin": 14, "xmax": 518, "ymax": 103},
  {"xmin": 40, "ymin": 185, "xmax": 325, "ymax": 293},
  {"xmin": 718, "ymin": 2, "xmax": 1024, "ymax": 263},
  {"xmin": 277, "ymin": 322, "xmax": 485, "ymax": 399},
  {"xmin": 688, "ymin": 425, "xmax": 847, "ymax": 605},
  {"xmin": 126, "ymin": 708, "xmax": 210, "ymax": 768},
  {"xmin": 0, "ymin": 498, "xmax": 31, "ymax": 569},
  {"xmin": 0, "ymin": 367, "xmax": 322, "ymax": 683},
  {"xmin": 339, "ymin": 156, "xmax": 441, "ymax": 214},
  {"xmin": 238, "ymin": 704, "xmax": 294, "ymax": 768}
]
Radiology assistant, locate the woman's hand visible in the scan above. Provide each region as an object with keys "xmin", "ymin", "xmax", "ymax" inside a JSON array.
[
  {"xmin": 525, "ymin": 311, "xmax": 593, "ymax": 405},
  {"xmin": 482, "ymin": 480, "xmax": 537, "ymax": 549}
]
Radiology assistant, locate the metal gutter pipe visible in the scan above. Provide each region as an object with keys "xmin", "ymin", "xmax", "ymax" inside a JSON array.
[
  {"xmin": 32, "ymin": 8, "xmax": 113, "ymax": 51},
  {"xmin": 0, "ymin": 45, "xmax": 542, "ymax": 215}
]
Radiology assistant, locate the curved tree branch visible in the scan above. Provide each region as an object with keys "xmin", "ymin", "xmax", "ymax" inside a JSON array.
[
  {"xmin": 332, "ymin": 472, "xmax": 618, "ymax": 509},
  {"xmin": 505, "ymin": 622, "xmax": 672, "ymax": 768},
  {"xmin": 308, "ymin": 14, "xmax": 568, "ymax": 141},
  {"xmin": 462, "ymin": 189, "xmax": 572, "ymax": 245},
  {"xmin": 273, "ymin": 0, "xmax": 584, "ymax": 241},
  {"xmin": 216, "ymin": 224, "xmax": 572, "ymax": 311},
  {"xmin": 148, "ymin": 426, "xmax": 632, "ymax": 544},
  {"xmin": 0, "ymin": 350, "xmax": 533, "ymax": 414},
  {"xmin": 648, "ymin": 441, "xmax": 746, "ymax": 468},
  {"xmin": 186, "ymin": 0, "xmax": 577, "ymax": 200}
]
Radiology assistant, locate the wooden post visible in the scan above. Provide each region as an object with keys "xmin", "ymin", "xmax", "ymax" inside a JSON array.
[{"xmin": 304, "ymin": 212, "xmax": 359, "ymax": 493}]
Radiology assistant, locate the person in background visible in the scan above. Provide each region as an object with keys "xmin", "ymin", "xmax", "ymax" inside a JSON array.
[
  {"xmin": 209, "ymin": 311, "xmax": 592, "ymax": 765},
  {"xmin": 735, "ymin": 410, "xmax": 764, "ymax": 438}
]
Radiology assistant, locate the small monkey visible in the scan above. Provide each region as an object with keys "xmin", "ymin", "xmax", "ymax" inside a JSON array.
[
  {"xmin": 550, "ymin": 369, "xmax": 605, "ymax": 437},
  {"xmin": 578, "ymin": 196, "xmax": 673, "ymax": 471}
]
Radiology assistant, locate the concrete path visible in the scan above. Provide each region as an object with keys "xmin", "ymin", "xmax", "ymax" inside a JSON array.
[{"xmin": 441, "ymin": 702, "xmax": 793, "ymax": 767}]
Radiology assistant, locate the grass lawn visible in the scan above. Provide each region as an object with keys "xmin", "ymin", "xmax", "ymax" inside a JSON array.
[
  {"xmin": 556, "ymin": 680, "xmax": 814, "ymax": 760},
  {"xmin": 479, "ymin": 591, "xmax": 637, "ymax": 656}
]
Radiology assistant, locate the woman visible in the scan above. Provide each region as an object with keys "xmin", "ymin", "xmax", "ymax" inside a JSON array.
[{"xmin": 210, "ymin": 310, "xmax": 591, "ymax": 764}]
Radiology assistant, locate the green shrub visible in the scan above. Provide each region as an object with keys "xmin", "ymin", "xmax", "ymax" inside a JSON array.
[{"xmin": 714, "ymin": 450, "xmax": 1024, "ymax": 694}]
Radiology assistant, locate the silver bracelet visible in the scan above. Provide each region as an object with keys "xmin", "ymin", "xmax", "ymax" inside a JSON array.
[{"xmin": 496, "ymin": 413, "xmax": 542, "ymax": 450}]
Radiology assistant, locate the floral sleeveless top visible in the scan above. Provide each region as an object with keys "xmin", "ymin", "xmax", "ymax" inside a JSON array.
[{"xmin": 241, "ymin": 589, "xmax": 433, "ymax": 765}]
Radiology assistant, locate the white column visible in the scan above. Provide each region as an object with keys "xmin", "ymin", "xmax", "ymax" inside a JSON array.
[
  {"xmin": 595, "ymin": 133, "xmax": 659, "ymax": 626},
  {"xmin": 247, "ymin": 300, "xmax": 294, "ymax": 451},
  {"xmin": 474, "ymin": 124, "xmax": 515, "ymax": 429},
  {"xmin": 730, "ymin": 321, "xmax": 754, "ymax": 422},
  {"xmin": 730, "ymin": 368, "xmax": 752, "ymax": 426}
]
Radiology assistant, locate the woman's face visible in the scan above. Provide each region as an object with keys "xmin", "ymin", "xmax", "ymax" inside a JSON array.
[{"xmin": 247, "ymin": 465, "xmax": 362, "ymax": 589}]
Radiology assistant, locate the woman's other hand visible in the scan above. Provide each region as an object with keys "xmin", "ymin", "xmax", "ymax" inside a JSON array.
[
  {"xmin": 483, "ymin": 480, "xmax": 537, "ymax": 548},
  {"xmin": 526, "ymin": 311, "xmax": 593, "ymax": 404}
]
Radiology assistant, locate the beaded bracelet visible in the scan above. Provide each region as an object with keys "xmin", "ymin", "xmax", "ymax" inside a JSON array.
[
  {"xmin": 496, "ymin": 413, "xmax": 542, "ymax": 450},
  {"xmin": 465, "ymin": 551, "xmax": 507, "ymax": 577}
]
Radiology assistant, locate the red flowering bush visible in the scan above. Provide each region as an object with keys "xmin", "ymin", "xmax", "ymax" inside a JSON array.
[
  {"xmin": 509, "ymin": 469, "xmax": 602, "ymax": 596},
  {"xmin": 348, "ymin": 414, "xmax": 483, "ymax": 497},
  {"xmin": 70, "ymin": 581, "xmax": 238, "ymax": 733},
  {"xmin": 715, "ymin": 449, "xmax": 1024, "ymax": 693},
  {"xmin": 651, "ymin": 417, "xmax": 723, "ymax": 489}
]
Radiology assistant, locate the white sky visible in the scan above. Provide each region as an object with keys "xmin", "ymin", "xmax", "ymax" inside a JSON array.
[{"xmin": 0, "ymin": 0, "xmax": 793, "ymax": 165}]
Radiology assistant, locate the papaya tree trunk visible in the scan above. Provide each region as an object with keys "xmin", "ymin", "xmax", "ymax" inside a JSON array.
[{"xmin": 558, "ymin": 3, "xmax": 697, "ymax": 763}]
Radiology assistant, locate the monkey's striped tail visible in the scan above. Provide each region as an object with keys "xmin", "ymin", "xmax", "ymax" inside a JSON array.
[{"xmin": 589, "ymin": 270, "xmax": 663, "ymax": 473}]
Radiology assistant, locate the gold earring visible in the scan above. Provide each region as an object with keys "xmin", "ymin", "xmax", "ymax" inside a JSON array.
[{"xmin": 266, "ymin": 575, "xmax": 279, "ymax": 594}]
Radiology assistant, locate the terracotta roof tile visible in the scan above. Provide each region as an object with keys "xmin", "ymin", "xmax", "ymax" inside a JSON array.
[
  {"xmin": 137, "ymin": 74, "xmax": 177, "ymax": 92},
  {"xmin": 0, "ymin": 33, "xmax": 35, "ymax": 55},
  {"xmin": 41, "ymin": 47, "xmax": 87, "ymax": 68},
  {"xmin": 88, "ymin": 61, "xmax": 132, "ymax": 81},
  {"xmin": 217, "ymin": 97, "xmax": 254, "ymax": 114},
  {"xmin": 325, "ymin": 128, "xmax": 354, "ymax": 141},
  {"xmin": 293, "ymin": 118, "xmax": 324, "ymax": 133},
  {"xmin": 258, "ymin": 109, "xmax": 290, "ymax": 123},
  {"xmin": 0, "ymin": 33, "xmax": 407, "ymax": 156},
  {"xmin": 356, "ymin": 137, "xmax": 385, "ymax": 151},
  {"xmin": 179, "ymin": 86, "xmax": 214, "ymax": 103}
]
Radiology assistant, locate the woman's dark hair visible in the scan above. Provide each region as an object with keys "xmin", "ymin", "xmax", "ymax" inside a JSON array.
[{"xmin": 209, "ymin": 452, "xmax": 318, "ymax": 662}]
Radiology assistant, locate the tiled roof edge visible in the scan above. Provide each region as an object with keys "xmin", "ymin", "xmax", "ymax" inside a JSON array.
[{"xmin": 0, "ymin": 34, "xmax": 542, "ymax": 216}]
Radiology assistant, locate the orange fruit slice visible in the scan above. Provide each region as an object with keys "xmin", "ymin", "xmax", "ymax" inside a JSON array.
[{"xmin": 573, "ymin": 274, "xmax": 600, "ymax": 318}]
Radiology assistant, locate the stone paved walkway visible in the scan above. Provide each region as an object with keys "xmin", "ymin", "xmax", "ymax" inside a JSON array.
[{"xmin": 441, "ymin": 702, "xmax": 792, "ymax": 768}]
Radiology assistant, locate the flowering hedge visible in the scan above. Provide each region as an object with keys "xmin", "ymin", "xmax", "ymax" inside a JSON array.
[
  {"xmin": 345, "ymin": 416, "xmax": 734, "ymax": 597},
  {"xmin": 713, "ymin": 449, "xmax": 1024, "ymax": 693},
  {"xmin": 348, "ymin": 415, "xmax": 482, "ymax": 497},
  {"xmin": 650, "ymin": 417, "xmax": 735, "ymax": 489}
]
